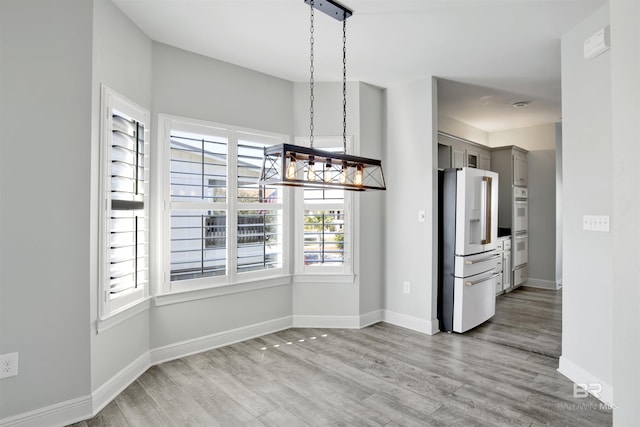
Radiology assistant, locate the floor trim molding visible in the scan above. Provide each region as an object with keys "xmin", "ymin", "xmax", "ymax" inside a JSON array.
[
  {"xmin": 0, "ymin": 395, "xmax": 92, "ymax": 427},
  {"xmin": 525, "ymin": 278, "xmax": 560, "ymax": 290},
  {"xmin": 360, "ymin": 309, "xmax": 384, "ymax": 328},
  {"xmin": 292, "ymin": 314, "xmax": 361, "ymax": 329},
  {"xmin": 150, "ymin": 316, "xmax": 292, "ymax": 365},
  {"xmin": 91, "ymin": 352, "xmax": 151, "ymax": 416},
  {"xmin": 383, "ymin": 310, "xmax": 439, "ymax": 335},
  {"xmin": 558, "ymin": 355, "xmax": 614, "ymax": 405}
]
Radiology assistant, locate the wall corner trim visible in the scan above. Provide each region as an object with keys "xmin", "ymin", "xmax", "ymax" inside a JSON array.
[
  {"xmin": 382, "ymin": 310, "xmax": 440, "ymax": 335},
  {"xmin": 558, "ymin": 355, "xmax": 613, "ymax": 406}
]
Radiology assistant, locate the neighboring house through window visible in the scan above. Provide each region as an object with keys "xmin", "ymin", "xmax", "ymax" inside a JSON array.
[
  {"xmin": 160, "ymin": 115, "xmax": 288, "ymax": 294},
  {"xmin": 296, "ymin": 137, "xmax": 353, "ymax": 276}
]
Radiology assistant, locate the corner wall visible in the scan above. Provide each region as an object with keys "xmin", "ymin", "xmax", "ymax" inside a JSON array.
[
  {"xmin": 559, "ymin": 3, "xmax": 613, "ymax": 403},
  {"xmin": 150, "ymin": 42, "xmax": 295, "ymax": 350},
  {"xmin": 90, "ymin": 0, "xmax": 153, "ymax": 392},
  {"xmin": 384, "ymin": 77, "xmax": 439, "ymax": 334}
]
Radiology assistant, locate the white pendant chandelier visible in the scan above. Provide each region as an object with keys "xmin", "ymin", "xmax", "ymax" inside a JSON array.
[{"xmin": 259, "ymin": 0, "xmax": 386, "ymax": 191}]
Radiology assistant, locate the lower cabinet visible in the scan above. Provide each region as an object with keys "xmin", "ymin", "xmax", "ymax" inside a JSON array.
[{"xmin": 495, "ymin": 237, "xmax": 512, "ymax": 295}]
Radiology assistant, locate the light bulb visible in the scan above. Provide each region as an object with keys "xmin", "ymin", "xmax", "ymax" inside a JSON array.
[
  {"xmin": 354, "ymin": 166, "xmax": 363, "ymax": 186},
  {"xmin": 286, "ymin": 158, "xmax": 296, "ymax": 179},
  {"xmin": 338, "ymin": 162, "xmax": 348, "ymax": 184},
  {"xmin": 324, "ymin": 161, "xmax": 332, "ymax": 182},
  {"xmin": 307, "ymin": 162, "xmax": 315, "ymax": 181}
]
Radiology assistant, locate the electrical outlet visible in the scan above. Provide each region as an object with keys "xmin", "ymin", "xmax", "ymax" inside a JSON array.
[
  {"xmin": 403, "ymin": 281, "xmax": 411, "ymax": 294},
  {"xmin": 0, "ymin": 353, "xmax": 19, "ymax": 379}
]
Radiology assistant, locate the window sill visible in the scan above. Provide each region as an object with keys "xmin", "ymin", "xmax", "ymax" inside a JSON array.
[
  {"xmin": 154, "ymin": 274, "xmax": 292, "ymax": 307},
  {"xmin": 97, "ymin": 297, "xmax": 152, "ymax": 334},
  {"xmin": 292, "ymin": 273, "xmax": 355, "ymax": 284}
]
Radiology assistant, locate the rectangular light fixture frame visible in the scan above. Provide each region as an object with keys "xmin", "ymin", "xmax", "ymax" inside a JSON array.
[{"xmin": 259, "ymin": 144, "xmax": 386, "ymax": 191}]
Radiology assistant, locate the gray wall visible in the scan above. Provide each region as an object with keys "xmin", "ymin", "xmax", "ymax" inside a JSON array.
[
  {"xmin": 527, "ymin": 150, "xmax": 557, "ymax": 285},
  {"xmin": 150, "ymin": 42, "xmax": 295, "ymax": 349},
  {"xmin": 560, "ymin": 2, "xmax": 613, "ymax": 396},
  {"xmin": 90, "ymin": 0, "xmax": 153, "ymax": 391},
  {"xmin": 385, "ymin": 77, "xmax": 439, "ymax": 333},
  {"xmin": 610, "ymin": 0, "xmax": 640, "ymax": 423},
  {"xmin": 0, "ymin": 0, "xmax": 93, "ymax": 418},
  {"xmin": 290, "ymin": 81, "xmax": 386, "ymax": 321},
  {"xmin": 358, "ymin": 83, "xmax": 386, "ymax": 316}
]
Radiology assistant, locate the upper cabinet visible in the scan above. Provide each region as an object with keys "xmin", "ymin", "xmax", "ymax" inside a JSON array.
[
  {"xmin": 490, "ymin": 145, "xmax": 529, "ymax": 188},
  {"xmin": 437, "ymin": 132, "xmax": 491, "ymax": 170},
  {"xmin": 512, "ymin": 150, "xmax": 528, "ymax": 187}
]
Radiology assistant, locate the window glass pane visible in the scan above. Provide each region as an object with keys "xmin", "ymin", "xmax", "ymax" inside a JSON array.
[
  {"xmin": 170, "ymin": 131, "xmax": 227, "ymax": 203},
  {"xmin": 170, "ymin": 210, "xmax": 227, "ymax": 281},
  {"xmin": 304, "ymin": 210, "xmax": 345, "ymax": 266},
  {"xmin": 238, "ymin": 139, "xmax": 281, "ymax": 203},
  {"xmin": 237, "ymin": 210, "xmax": 283, "ymax": 273}
]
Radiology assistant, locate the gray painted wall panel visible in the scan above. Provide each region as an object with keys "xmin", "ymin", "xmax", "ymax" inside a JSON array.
[
  {"xmin": 0, "ymin": 0, "xmax": 93, "ymax": 418},
  {"xmin": 560, "ymin": 3, "xmax": 613, "ymax": 390},
  {"xmin": 90, "ymin": 0, "xmax": 153, "ymax": 392}
]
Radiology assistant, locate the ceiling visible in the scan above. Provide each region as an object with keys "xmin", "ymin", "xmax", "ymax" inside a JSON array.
[{"xmin": 112, "ymin": 0, "xmax": 605, "ymax": 133}]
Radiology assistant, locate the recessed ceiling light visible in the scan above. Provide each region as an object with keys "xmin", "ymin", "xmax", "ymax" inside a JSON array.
[{"xmin": 512, "ymin": 101, "xmax": 530, "ymax": 109}]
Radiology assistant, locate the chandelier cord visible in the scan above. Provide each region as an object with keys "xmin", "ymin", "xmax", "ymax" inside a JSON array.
[
  {"xmin": 342, "ymin": 19, "xmax": 347, "ymax": 154},
  {"xmin": 309, "ymin": 0, "xmax": 315, "ymax": 149}
]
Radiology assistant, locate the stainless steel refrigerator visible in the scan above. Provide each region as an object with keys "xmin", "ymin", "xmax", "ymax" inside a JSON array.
[{"xmin": 438, "ymin": 167, "xmax": 500, "ymax": 333}]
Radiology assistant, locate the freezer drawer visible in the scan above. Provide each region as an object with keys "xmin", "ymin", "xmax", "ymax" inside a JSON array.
[
  {"xmin": 453, "ymin": 270, "xmax": 498, "ymax": 333},
  {"xmin": 454, "ymin": 251, "xmax": 500, "ymax": 278}
]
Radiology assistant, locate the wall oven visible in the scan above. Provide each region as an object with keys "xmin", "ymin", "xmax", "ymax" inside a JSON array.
[{"xmin": 513, "ymin": 187, "xmax": 528, "ymax": 233}]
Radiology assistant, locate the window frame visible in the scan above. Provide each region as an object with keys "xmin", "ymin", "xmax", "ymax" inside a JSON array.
[
  {"xmin": 99, "ymin": 85, "xmax": 151, "ymax": 319},
  {"xmin": 293, "ymin": 136, "xmax": 354, "ymax": 278},
  {"xmin": 158, "ymin": 114, "xmax": 290, "ymax": 295}
]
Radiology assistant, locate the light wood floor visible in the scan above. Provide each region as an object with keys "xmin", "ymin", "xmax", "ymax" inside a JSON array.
[{"xmin": 72, "ymin": 287, "xmax": 611, "ymax": 426}]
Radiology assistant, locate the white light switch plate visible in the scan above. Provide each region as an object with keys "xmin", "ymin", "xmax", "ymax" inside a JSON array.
[{"xmin": 583, "ymin": 215, "xmax": 610, "ymax": 232}]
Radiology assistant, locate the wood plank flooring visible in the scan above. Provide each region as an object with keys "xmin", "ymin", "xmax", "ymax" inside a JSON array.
[{"xmin": 71, "ymin": 287, "xmax": 612, "ymax": 426}]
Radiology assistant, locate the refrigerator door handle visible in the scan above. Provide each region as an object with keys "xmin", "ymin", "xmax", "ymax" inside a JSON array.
[
  {"xmin": 465, "ymin": 272, "xmax": 500, "ymax": 286},
  {"xmin": 464, "ymin": 253, "xmax": 501, "ymax": 265},
  {"xmin": 481, "ymin": 176, "xmax": 492, "ymax": 245}
]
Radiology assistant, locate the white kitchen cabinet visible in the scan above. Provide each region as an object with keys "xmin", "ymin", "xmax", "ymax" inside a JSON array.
[{"xmin": 513, "ymin": 151, "xmax": 528, "ymax": 186}]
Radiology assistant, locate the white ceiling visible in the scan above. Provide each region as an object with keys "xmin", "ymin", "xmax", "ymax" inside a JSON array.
[{"xmin": 113, "ymin": 0, "xmax": 605, "ymax": 133}]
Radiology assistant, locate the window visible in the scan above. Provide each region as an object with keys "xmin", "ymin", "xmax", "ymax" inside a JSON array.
[
  {"xmin": 160, "ymin": 115, "xmax": 287, "ymax": 293},
  {"xmin": 296, "ymin": 137, "xmax": 352, "ymax": 275},
  {"xmin": 99, "ymin": 86, "xmax": 150, "ymax": 317}
]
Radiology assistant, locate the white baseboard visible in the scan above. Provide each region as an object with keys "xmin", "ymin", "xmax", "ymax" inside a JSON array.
[
  {"xmin": 292, "ymin": 314, "xmax": 361, "ymax": 329},
  {"xmin": 382, "ymin": 310, "xmax": 439, "ymax": 335},
  {"xmin": 524, "ymin": 278, "xmax": 560, "ymax": 290},
  {"xmin": 150, "ymin": 315, "xmax": 292, "ymax": 365},
  {"xmin": 91, "ymin": 352, "xmax": 151, "ymax": 415},
  {"xmin": 0, "ymin": 395, "xmax": 92, "ymax": 427},
  {"xmin": 558, "ymin": 355, "xmax": 614, "ymax": 405},
  {"xmin": 359, "ymin": 309, "xmax": 384, "ymax": 328}
]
